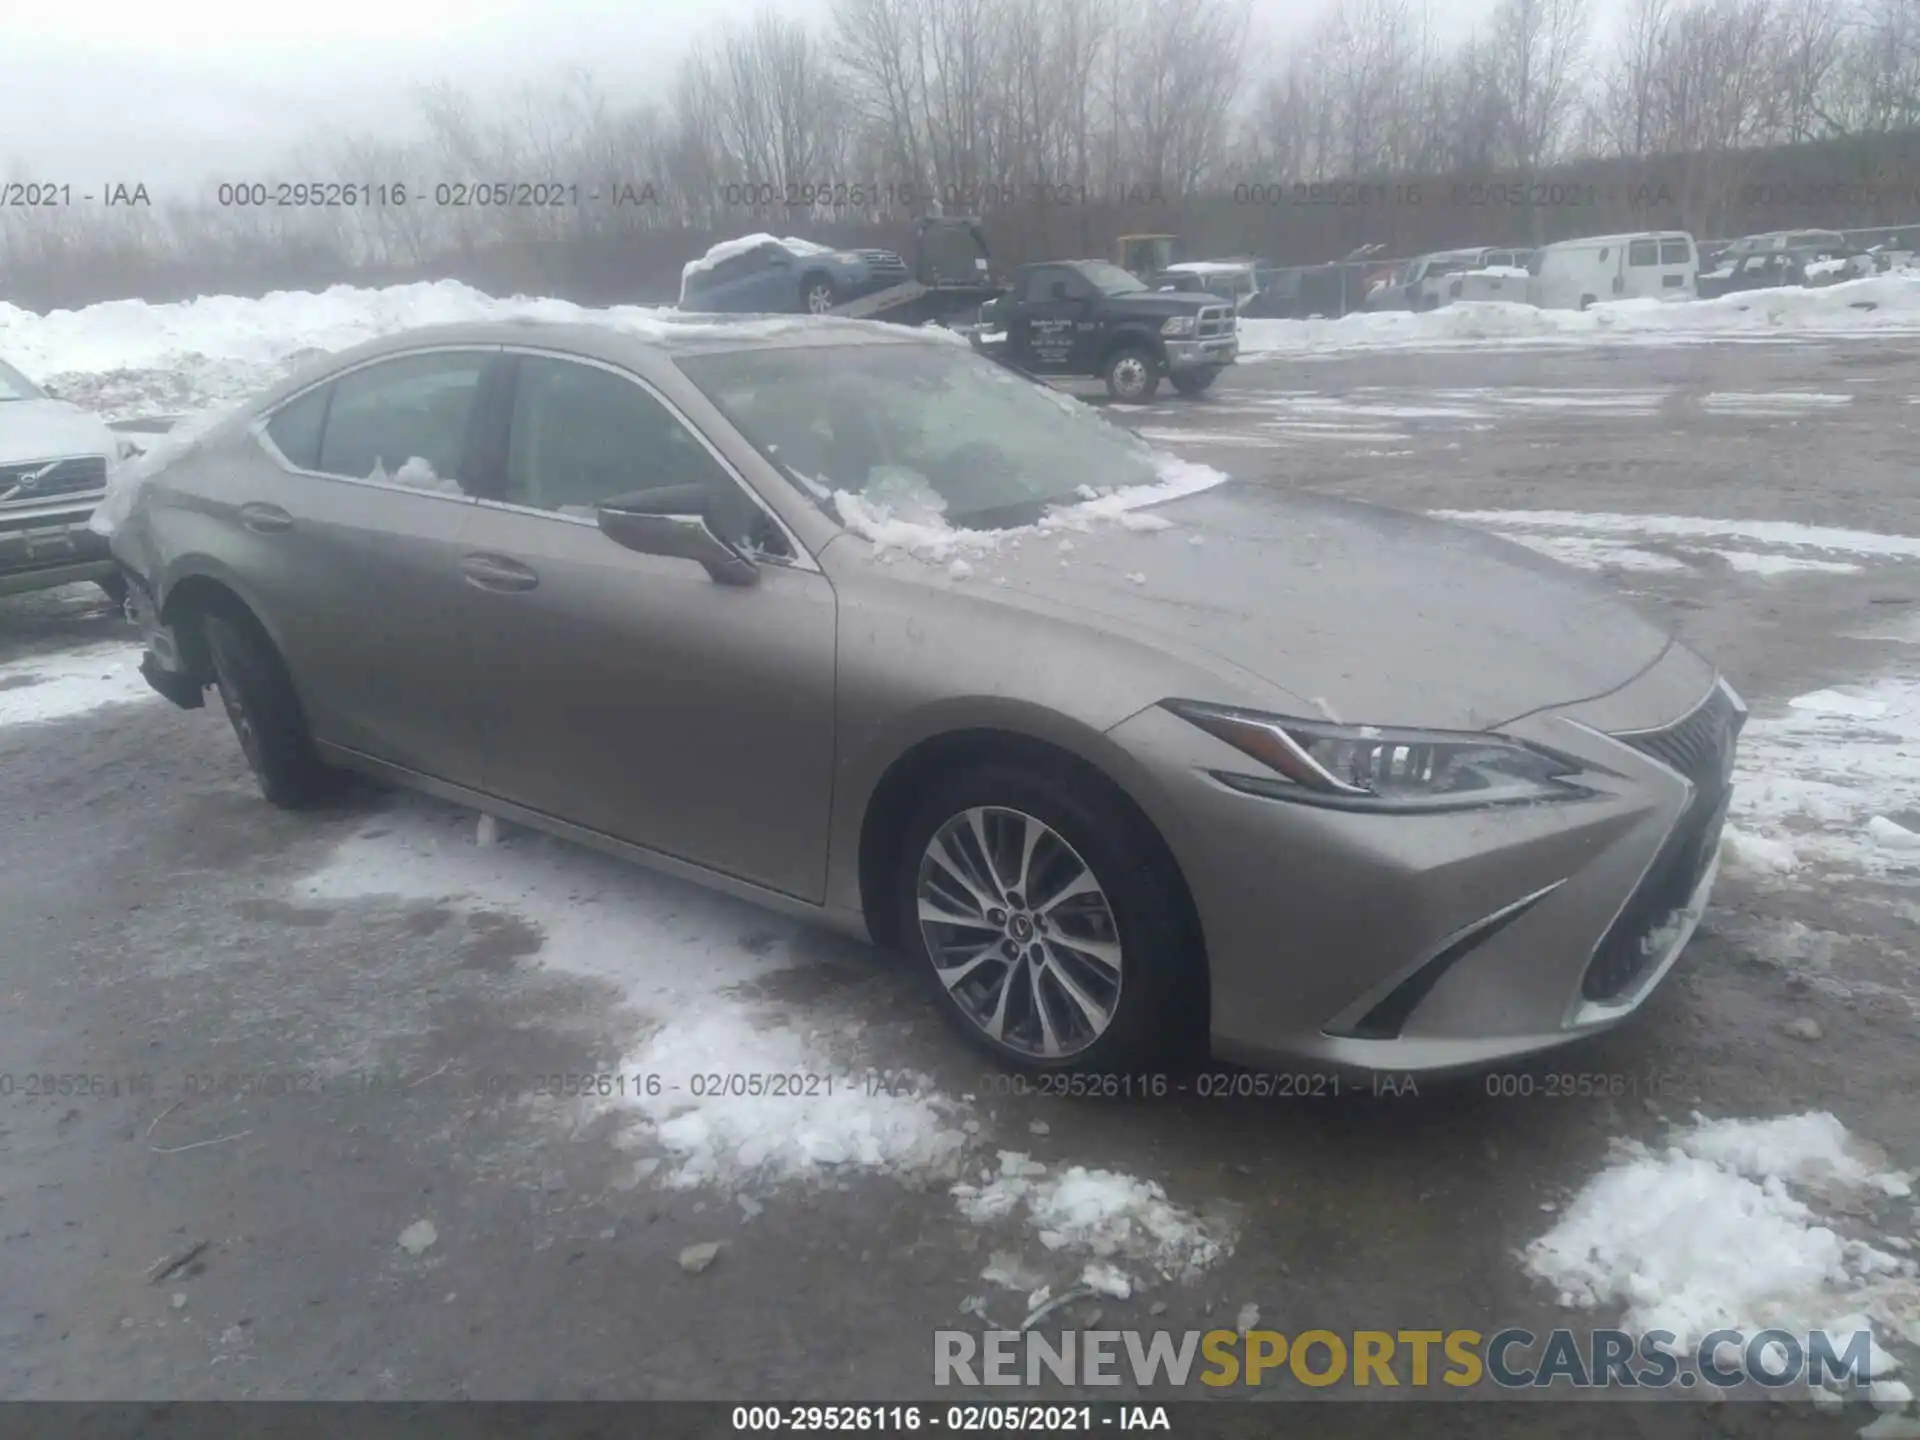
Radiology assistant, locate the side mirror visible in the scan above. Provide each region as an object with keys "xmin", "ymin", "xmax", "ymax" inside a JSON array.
[{"xmin": 596, "ymin": 487, "xmax": 759, "ymax": 586}]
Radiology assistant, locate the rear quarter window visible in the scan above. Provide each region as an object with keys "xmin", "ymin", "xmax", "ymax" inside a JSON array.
[{"xmin": 262, "ymin": 385, "xmax": 331, "ymax": 471}]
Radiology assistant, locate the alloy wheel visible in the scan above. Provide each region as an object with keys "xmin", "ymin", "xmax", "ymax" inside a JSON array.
[
  {"xmin": 805, "ymin": 283, "xmax": 835, "ymax": 314},
  {"xmin": 914, "ymin": 806, "xmax": 1124, "ymax": 1060}
]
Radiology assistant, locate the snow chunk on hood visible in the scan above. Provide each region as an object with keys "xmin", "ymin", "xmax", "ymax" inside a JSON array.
[{"xmin": 830, "ymin": 453, "xmax": 1231, "ymax": 568}]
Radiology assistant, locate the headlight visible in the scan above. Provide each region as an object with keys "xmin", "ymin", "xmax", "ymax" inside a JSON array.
[
  {"xmin": 1160, "ymin": 316, "xmax": 1196, "ymax": 336},
  {"xmin": 1163, "ymin": 700, "xmax": 1592, "ymax": 812}
]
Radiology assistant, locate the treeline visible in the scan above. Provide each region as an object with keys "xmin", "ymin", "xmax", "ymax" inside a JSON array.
[{"xmin": 8, "ymin": 0, "xmax": 1920, "ymax": 310}]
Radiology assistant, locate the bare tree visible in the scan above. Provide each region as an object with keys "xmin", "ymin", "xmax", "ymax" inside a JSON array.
[{"xmin": 1486, "ymin": 0, "xmax": 1592, "ymax": 168}]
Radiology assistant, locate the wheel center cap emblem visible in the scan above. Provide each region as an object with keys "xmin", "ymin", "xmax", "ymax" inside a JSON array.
[{"xmin": 1010, "ymin": 915, "xmax": 1034, "ymax": 940}]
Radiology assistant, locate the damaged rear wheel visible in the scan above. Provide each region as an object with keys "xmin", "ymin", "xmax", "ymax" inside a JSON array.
[{"xmin": 202, "ymin": 609, "xmax": 340, "ymax": 809}]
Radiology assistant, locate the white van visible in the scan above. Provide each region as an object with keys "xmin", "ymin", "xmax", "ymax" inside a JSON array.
[{"xmin": 1528, "ymin": 232, "xmax": 1698, "ymax": 310}]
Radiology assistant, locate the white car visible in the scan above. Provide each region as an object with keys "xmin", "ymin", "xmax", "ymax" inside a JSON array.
[{"xmin": 1, "ymin": 357, "xmax": 132, "ymax": 601}]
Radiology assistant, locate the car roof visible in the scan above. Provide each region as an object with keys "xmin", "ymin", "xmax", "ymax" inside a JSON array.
[
  {"xmin": 246, "ymin": 315, "xmax": 941, "ymax": 410},
  {"xmin": 1544, "ymin": 232, "xmax": 1693, "ymax": 247}
]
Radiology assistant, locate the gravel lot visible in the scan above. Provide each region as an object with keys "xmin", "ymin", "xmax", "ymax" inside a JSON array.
[{"xmin": 1, "ymin": 338, "xmax": 1915, "ymax": 1422}]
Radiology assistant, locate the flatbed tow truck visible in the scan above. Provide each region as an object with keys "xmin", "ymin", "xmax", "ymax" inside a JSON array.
[{"xmin": 828, "ymin": 216, "xmax": 1005, "ymax": 327}]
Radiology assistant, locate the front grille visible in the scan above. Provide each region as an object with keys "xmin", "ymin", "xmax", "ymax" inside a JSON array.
[
  {"xmin": 1195, "ymin": 305, "xmax": 1234, "ymax": 340},
  {"xmin": 1581, "ymin": 685, "xmax": 1745, "ymax": 1002},
  {"xmin": 1618, "ymin": 682, "xmax": 1742, "ymax": 792},
  {"xmin": 0, "ymin": 455, "xmax": 108, "ymax": 507}
]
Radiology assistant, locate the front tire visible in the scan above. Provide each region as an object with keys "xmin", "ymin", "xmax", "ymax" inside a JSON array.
[
  {"xmin": 202, "ymin": 610, "xmax": 338, "ymax": 809},
  {"xmin": 1170, "ymin": 367, "xmax": 1220, "ymax": 397},
  {"xmin": 1102, "ymin": 347, "xmax": 1161, "ymax": 402},
  {"xmin": 895, "ymin": 762, "xmax": 1194, "ymax": 1072}
]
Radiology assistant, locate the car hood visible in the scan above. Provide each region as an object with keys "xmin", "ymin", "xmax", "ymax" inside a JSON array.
[
  {"xmin": 1105, "ymin": 292, "xmax": 1224, "ymax": 317},
  {"xmin": 951, "ymin": 482, "xmax": 1678, "ymax": 731},
  {"xmin": 0, "ymin": 399, "xmax": 117, "ymax": 464}
]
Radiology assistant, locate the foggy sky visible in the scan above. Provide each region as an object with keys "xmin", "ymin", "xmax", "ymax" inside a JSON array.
[{"xmin": 4, "ymin": 0, "xmax": 1545, "ymax": 200}]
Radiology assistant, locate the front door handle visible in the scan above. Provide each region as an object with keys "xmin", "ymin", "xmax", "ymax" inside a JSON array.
[
  {"xmin": 239, "ymin": 502, "xmax": 292, "ymax": 534},
  {"xmin": 461, "ymin": 552, "xmax": 539, "ymax": 593}
]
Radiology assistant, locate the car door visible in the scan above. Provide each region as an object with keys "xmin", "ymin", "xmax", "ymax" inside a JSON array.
[
  {"xmin": 1014, "ymin": 266, "xmax": 1082, "ymax": 374},
  {"xmin": 239, "ymin": 347, "xmax": 496, "ymax": 787},
  {"xmin": 455, "ymin": 350, "xmax": 838, "ymax": 901}
]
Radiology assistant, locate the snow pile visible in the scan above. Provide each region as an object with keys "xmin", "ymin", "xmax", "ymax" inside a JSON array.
[
  {"xmin": 620, "ymin": 1007, "xmax": 969, "ymax": 1190},
  {"xmin": 680, "ymin": 233, "xmax": 834, "ymax": 287},
  {"xmin": 1238, "ymin": 272, "xmax": 1920, "ymax": 357},
  {"xmin": 1526, "ymin": 1112, "xmax": 1918, "ymax": 1358},
  {"xmin": 953, "ymin": 1152, "xmax": 1231, "ymax": 1281},
  {"xmin": 831, "ymin": 454, "xmax": 1229, "ymax": 569},
  {"xmin": 0, "ymin": 641, "xmax": 155, "ymax": 727},
  {"xmin": 1731, "ymin": 679, "xmax": 1920, "ymax": 875},
  {"xmin": 0, "ymin": 279, "xmax": 943, "ymax": 420}
]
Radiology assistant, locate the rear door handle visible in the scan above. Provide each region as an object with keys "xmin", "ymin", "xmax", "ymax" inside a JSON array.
[
  {"xmin": 239, "ymin": 502, "xmax": 292, "ymax": 534},
  {"xmin": 461, "ymin": 552, "xmax": 539, "ymax": 593}
]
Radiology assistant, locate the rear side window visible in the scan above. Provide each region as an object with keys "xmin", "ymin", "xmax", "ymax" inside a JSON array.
[
  {"xmin": 1659, "ymin": 239, "xmax": 1690, "ymax": 264},
  {"xmin": 263, "ymin": 385, "xmax": 330, "ymax": 471},
  {"xmin": 1628, "ymin": 239, "xmax": 1658, "ymax": 266},
  {"xmin": 316, "ymin": 351, "xmax": 490, "ymax": 491}
]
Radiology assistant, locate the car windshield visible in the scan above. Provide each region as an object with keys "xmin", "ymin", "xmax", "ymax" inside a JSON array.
[
  {"xmin": 676, "ymin": 341, "xmax": 1163, "ymax": 530},
  {"xmin": 0, "ymin": 359, "xmax": 43, "ymax": 401},
  {"xmin": 1075, "ymin": 262, "xmax": 1147, "ymax": 295}
]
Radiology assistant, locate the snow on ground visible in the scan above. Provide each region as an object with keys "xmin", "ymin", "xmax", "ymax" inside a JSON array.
[
  {"xmin": 953, "ymin": 1152, "xmax": 1230, "ymax": 1284},
  {"xmin": 1436, "ymin": 509, "xmax": 1920, "ymax": 577},
  {"xmin": 1526, "ymin": 1112, "xmax": 1919, "ymax": 1372},
  {"xmin": 8, "ymin": 269, "xmax": 1920, "ymax": 424},
  {"xmin": 1731, "ymin": 678, "xmax": 1920, "ymax": 877},
  {"xmin": 0, "ymin": 641, "xmax": 154, "ymax": 727},
  {"xmin": 292, "ymin": 793, "xmax": 1232, "ymax": 1277},
  {"xmin": 1238, "ymin": 274, "xmax": 1920, "ymax": 358}
]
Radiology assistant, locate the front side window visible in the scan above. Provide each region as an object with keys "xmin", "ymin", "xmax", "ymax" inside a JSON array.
[
  {"xmin": 1659, "ymin": 238, "xmax": 1690, "ymax": 264},
  {"xmin": 678, "ymin": 340, "xmax": 1165, "ymax": 531},
  {"xmin": 1073, "ymin": 262, "xmax": 1147, "ymax": 296},
  {"xmin": 315, "ymin": 350, "xmax": 489, "ymax": 492},
  {"xmin": 1023, "ymin": 267, "xmax": 1068, "ymax": 302},
  {"xmin": 505, "ymin": 357, "xmax": 735, "ymax": 516}
]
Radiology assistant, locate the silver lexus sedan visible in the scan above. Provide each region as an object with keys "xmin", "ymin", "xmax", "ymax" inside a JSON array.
[{"xmin": 105, "ymin": 316, "xmax": 1744, "ymax": 1076}]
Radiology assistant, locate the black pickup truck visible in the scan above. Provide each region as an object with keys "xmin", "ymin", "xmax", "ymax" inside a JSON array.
[{"xmin": 971, "ymin": 258, "xmax": 1238, "ymax": 401}]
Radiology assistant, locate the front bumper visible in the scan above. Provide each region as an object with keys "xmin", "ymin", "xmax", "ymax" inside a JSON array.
[
  {"xmin": 0, "ymin": 496, "xmax": 115, "ymax": 595},
  {"xmin": 1164, "ymin": 337, "xmax": 1237, "ymax": 370},
  {"xmin": 1108, "ymin": 657, "xmax": 1745, "ymax": 1074}
]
